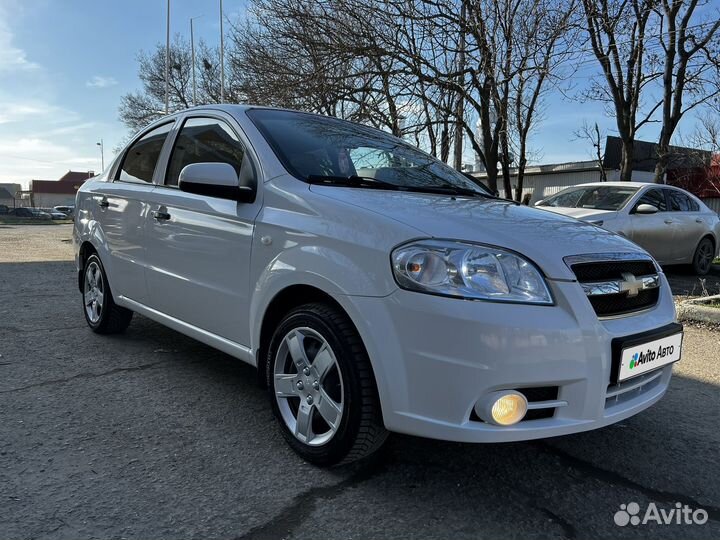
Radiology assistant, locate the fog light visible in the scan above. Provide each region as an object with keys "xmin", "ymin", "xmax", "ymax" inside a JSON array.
[{"xmin": 475, "ymin": 391, "xmax": 528, "ymax": 426}]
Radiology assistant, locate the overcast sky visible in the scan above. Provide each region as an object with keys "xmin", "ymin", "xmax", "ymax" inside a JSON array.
[{"xmin": 0, "ymin": 0, "xmax": 707, "ymax": 188}]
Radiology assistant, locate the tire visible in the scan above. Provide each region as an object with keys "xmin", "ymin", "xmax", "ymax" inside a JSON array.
[
  {"xmin": 266, "ymin": 302, "xmax": 388, "ymax": 466},
  {"xmin": 82, "ymin": 254, "xmax": 133, "ymax": 334},
  {"xmin": 691, "ymin": 237, "xmax": 715, "ymax": 276}
]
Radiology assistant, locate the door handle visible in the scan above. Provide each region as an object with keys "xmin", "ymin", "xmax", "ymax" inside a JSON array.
[
  {"xmin": 152, "ymin": 210, "xmax": 171, "ymax": 221},
  {"xmin": 664, "ymin": 219, "xmax": 673, "ymax": 224},
  {"xmin": 98, "ymin": 199, "xmax": 109, "ymax": 208},
  {"xmin": 696, "ymin": 218, "xmax": 703, "ymax": 223}
]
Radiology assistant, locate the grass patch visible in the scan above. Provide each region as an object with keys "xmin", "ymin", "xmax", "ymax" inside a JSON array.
[{"xmin": 0, "ymin": 217, "xmax": 73, "ymax": 226}]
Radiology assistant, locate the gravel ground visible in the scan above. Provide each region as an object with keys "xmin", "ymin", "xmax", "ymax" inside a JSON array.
[
  {"xmin": 0, "ymin": 224, "xmax": 75, "ymax": 263},
  {"xmin": 1, "ymin": 223, "xmax": 719, "ymax": 539}
]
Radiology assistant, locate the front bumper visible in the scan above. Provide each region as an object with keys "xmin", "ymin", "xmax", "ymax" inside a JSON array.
[{"xmin": 343, "ymin": 274, "xmax": 678, "ymax": 443}]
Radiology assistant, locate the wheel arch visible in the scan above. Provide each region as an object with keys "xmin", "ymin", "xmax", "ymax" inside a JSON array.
[
  {"xmin": 77, "ymin": 241, "xmax": 98, "ymax": 292},
  {"xmin": 700, "ymin": 233, "xmax": 716, "ymax": 252},
  {"xmin": 257, "ymin": 285, "xmax": 347, "ymax": 379}
]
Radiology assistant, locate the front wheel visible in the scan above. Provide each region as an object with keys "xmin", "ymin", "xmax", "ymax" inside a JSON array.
[
  {"xmin": 82, "ymin": 254, "xmax": 133, "ymax": 334},
  {"xmin": 691, "ymin": 237, "xmax": 715, "ymax": 276},
  {"xmin": 266, "ymin": 303, "xmax": 387, "ymax": 466}
]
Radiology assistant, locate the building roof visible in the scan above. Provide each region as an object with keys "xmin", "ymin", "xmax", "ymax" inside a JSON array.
[
  {"xmin": 57, "ymin": 171, "xmax": 95, "ymax": 183},
  {"xmin": 0, "ymin": 187, "xmax": 14, "ymax": 200},
  {"xmin": 602, "ymin": 136, "xmax": 711, "ymax": 172},
  {"xmin": 471, "ymin": 160, "xmax": 599, "ymax": 179},
  {"xmin": 31, "ymin": 171, "xmax": 94, "ymax": 194}
]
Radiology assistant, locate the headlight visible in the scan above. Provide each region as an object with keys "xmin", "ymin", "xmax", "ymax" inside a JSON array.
[{"xmin": 391, "ymin": 240, "xmax": 552, "ymax": 304}]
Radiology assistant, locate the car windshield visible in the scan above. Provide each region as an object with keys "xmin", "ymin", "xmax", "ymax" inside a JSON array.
[
  {"xmin": 247, "ymin": 108, "xmax": 489, "ymax": 196},
  {"xmin": 537, "ymin": 186, "xmax": 638, "ymax": 211}
]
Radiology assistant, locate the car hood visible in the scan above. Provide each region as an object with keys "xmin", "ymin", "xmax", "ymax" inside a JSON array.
[
  {"xmin": 535, "ymin": 206, "xmax": 617, "ymax": 220},
  {"xmin": 310, "ymin": 187, "xmax": 647, "ymax": 280}
]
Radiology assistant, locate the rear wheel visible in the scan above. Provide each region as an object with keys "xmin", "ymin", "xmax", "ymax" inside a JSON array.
[
  {"xmin": 691, "ymin": 237, "xmax": 715, "ymax": 276},
  {"xmin": 266, "ymin": 303, "xmax": 387, "ymax": 466},
  {"xmin": 82, "ymin": 254, "xmax": 133, "ymax": 334}
]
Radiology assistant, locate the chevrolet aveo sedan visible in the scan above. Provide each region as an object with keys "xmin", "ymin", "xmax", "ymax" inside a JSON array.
[
  {"xmin": 536, "ymin": 182, "xmax": 720, "ymax": 275},
  {"xmin": 74, "ymin": 105, "xmax": 683, "ymax": 466}
]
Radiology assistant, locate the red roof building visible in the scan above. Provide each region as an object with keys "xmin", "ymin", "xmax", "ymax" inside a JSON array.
[{"xmin": 30, "ymin": 170, "xmax": 94, "ymax": 207}]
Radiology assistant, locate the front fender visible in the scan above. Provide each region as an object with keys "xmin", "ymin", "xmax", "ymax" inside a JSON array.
[{"xmin": 249, "ymin": 243, "xmax": 396, "ymax": 354}]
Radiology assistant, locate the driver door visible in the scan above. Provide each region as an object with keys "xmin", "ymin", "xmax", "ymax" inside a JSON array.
[
  {"xmin": 142, "ymin": 115, "xmax": 262, "ymax": 347},
  {"xmin": 628, "ymin": 188, "xmax": 675, "ymax": 263}
]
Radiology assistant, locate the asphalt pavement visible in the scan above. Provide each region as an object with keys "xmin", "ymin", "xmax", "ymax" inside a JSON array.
[{"xmin": 1, "ymin": 225, "xmax": 719, "ymax": 539}]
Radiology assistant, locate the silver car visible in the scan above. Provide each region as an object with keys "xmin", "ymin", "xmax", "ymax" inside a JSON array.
[
  {"xmin": 74, "ymin": 106, "xmax": 682, "ymax": 465},
  {"xmin": 536, "ymin": 182, "xmax": 720, "ymax": 274}
]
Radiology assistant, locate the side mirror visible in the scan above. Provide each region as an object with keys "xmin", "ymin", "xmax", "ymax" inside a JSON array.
[
  {"xmin": 179, "ymin": 162, "xmax": 254, "ymax": 202},
  {"xmin": 634, "ymin": 203, "xmax": 658, "ymax": 215}
]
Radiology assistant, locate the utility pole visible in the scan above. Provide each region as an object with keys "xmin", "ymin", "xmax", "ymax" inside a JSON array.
[
  {"xmin": 219, "ymin": 0, "xmax": 225, "ymax": 103},
  {"xmin": 165, "ymin": 0, "xmax": 170, "ymax": 114},
  {"xmin": 190, "ymin": 16, "xmax": 203, "ymax": 106},
  {"xmin": 96, "ymin": 139, "xmax": 104, "ymax": 171}
]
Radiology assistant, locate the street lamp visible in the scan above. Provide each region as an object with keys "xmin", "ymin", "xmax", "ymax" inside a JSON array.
[
  {"xmin": 165, "ymin": 0, "xmax": 170, "ymax": 114},
  {"xmin": 219, "ymin": 0, "xmax": 224, "ymax": 103},
  {"xmin": 190, "ymin": 15, "xmax": 204, "ymax": 106},
  {"xmin": 96, "ymin": 139, "xmax": 104, "ymax": 172}
]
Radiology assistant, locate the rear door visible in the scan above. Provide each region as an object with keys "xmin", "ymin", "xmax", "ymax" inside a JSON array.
[
  {"xmin": 628, "ymin": 187, "xmax": 675, "ymax": 263},
  {"xmin": 91, "ymin": 121, "xmax": 174, "ymax": 302},
  {"xmin": 142, "ymin": 114, "xmax": 261, "ymax": 346},
  {"xmin": 665, "ymin": 188, "xmax": 706, "ymax": 263}
]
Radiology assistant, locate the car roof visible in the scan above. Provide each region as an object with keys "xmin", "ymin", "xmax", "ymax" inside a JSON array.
[{"xmin": 568, "ymin": 181, "xmax": 649, "ymax": 188}]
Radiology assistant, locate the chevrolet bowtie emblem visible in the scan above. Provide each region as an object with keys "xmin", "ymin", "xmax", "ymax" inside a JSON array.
[{"xmin": 619, "ymin": 272, "xmax": 643, "ymax": 297}]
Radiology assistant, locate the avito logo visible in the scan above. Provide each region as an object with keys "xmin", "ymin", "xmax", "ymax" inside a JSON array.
[{"xmin": 629, "ymin": 344, "xmax": 674, "ymax": 370}]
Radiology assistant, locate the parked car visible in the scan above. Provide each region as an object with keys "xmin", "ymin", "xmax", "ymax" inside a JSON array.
[
  {"xmin": 49, "ymin": 211, "xmax": 68, "ymax": 220},
  {"xmin": 53, "ymin": 205, "xmax": 74, "ymax": 217},
  {"xmin": 75, "ymin": 106, "xmax": 682, "ymax": 466},
  {"xmin": 10, "ymin": 207, "xmax": 51, "ymax": 219},
  {"xmin": 0, "ymin": 204, "xmax": 9, "ymax": 215},
  {"xmin": 536, "ymin": 182, "xmax": 720, "ymax": 275}
]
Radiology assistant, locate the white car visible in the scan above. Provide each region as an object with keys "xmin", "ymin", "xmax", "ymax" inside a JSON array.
[
  {"xmin": 74, "ymin": 106, "xmax": 682, "ymax": 466},
  {"xmin": 536, "ymin": 182, "xmax": 720, "ymax": 274}
]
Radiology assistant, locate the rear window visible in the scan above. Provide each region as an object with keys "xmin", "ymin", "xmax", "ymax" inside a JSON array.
[
  {"xmin": 118, "ymin": 122, "xmax": 174, "ymax": 183},
  {"xmin": 667, "ymin": 190, "xmax": 699, "ymax": 212}
]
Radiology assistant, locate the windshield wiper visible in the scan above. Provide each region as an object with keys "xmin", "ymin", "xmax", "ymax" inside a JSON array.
[
  {"xmin": 306, "ymin": 174, "xmax": 497, "ymax": 199},
  {"xmin": 306, "ymin": 174, "xmax": 401, "ymax": 191}
]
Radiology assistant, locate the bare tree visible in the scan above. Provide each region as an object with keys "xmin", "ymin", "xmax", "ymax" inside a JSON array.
[
  {"xmin": 652, "ymin": 0, "xmax": 720, "ymax": 182},
  {"xmin": 581, "ymin": 0, "xmax": 663, "ymax": 182},
  {"xmin": 119, "ymin": 35, "xmax": 224, "ymax": 132},
  {"xmin": 574, "ymin": 119, "xmax": 608, "ymax": 181}
]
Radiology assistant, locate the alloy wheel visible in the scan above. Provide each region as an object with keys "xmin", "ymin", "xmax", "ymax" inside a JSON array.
[
  {"xmin": 273, "ymin": 327, "xmax": 344, "ymax": 446},
  {"xmin": 696, "ymin": 240, "xmax": 713, "ymax": 274},
  {"xmin": 83, "ymin": 261, "xmax": 105, "ymax": 324}
]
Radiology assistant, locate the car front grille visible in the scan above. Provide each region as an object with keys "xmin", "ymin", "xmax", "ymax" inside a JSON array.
[{"xmin": 565, "ymin": 254, "xmax": 660, "ymax": 318}]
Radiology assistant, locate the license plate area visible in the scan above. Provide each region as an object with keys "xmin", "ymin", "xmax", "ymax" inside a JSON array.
[{"xmin": 610, "ymin": 323, "xmax": 683, "ymax": 383}]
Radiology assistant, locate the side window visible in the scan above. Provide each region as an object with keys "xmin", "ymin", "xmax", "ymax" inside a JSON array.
[
  {"xmin": 635, "ymin": 188, "xmax": 667, "ymax": 212},
  {"xmin": 117, "ymin": 122, "xmax": 174, "ymax": 183},
  {"xmin": 165, "ymin": 117, "xmax": 245, "ymax": 187},
  {"xmin": 667, "ymin": 190, "xmax": 694, "ymax": 212}
]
